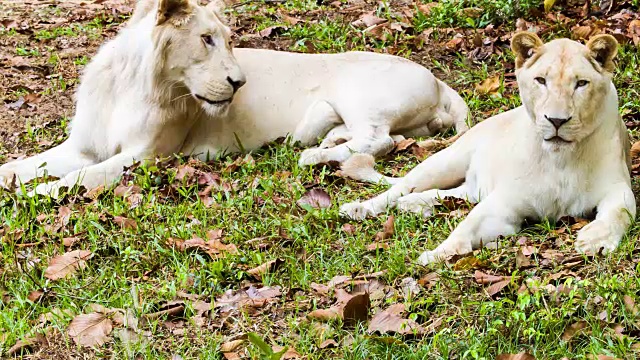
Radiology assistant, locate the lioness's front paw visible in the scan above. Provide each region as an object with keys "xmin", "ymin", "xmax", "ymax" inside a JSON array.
[
  {"xmin": 397, "ymin": 192, "xmax": 438, "ymax": 218},
  {"xmin": 417, "ymin": 237, "xmax": 473, "ymax": 265},
  {"xmin": 339, "ymin": 202, "xmax": 374, "ymax": 220},
  {"xmin": 298, "ymin": 148, "xmax": 323, "ymax": 167},
  {"xmin": 575, "ymin": 220, "xmax": 620, "ymax": 255}
]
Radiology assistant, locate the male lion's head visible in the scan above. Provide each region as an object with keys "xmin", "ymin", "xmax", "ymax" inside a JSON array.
[
  {"xmin": 148, "ymin": 0, "xmax": 245, "ymax": 115},
  {"xmin": 511, "ymin": 31, "xmax": 619, "ymax": 151}
]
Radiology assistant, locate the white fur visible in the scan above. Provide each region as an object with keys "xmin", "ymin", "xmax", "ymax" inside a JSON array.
[
  {"xmin": 340, "ymin": 33, "xmax": 636, "ymax": 264},
  {"xmin": 0, "ymin": 0, "xmax": 469, "ymax": 198}
]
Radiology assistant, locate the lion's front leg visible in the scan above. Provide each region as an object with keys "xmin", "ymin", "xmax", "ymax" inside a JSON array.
[
  {"xmin": 575, "ymin": 182, "xmax": 636, "ymax": 255},
  {"xmin": 0, "ymin": 141, "xmax": 94, "ymax": 190},
  {"xmin": 28, "ymin": 150, "xmax": 147, "ymax": 199},
  {"xmin": 417, "ymin": 192, "xmax": 522, "ymax": 265}
]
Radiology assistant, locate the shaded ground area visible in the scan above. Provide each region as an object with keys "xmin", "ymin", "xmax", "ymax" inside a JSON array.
[{"xmin": 1, "ymin": 0, "xmax": 640, "ymax": 359}]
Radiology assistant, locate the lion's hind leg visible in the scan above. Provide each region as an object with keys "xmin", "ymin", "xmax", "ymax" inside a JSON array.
[
  {"xmin": 298, "ymin": 125, "xmax": 394, "ymax": 166},
  {"xmin": 292, "ymin": 100, "xmax": 343, "ymax": 147}
]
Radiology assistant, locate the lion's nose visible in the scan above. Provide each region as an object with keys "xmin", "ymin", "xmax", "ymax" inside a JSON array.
[
  {"xmin": 545, "ymin": 115, "xmax": 572, "ymax": 130},
  {"xmin": 227, "ymin": 76, "xmax": 246, "ymax": 93}
]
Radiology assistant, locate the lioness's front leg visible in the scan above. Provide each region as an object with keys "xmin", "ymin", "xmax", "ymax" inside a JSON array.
[
  {"xmin": 397, "ymin": 183, "xmax": 476, "ymax": 218},
  {"xmin": 417, "ymin": 192, "xmax": 522, "ymax": 265},
  {"xmin": 339, "ymin": 143, "xmax": 470, "ymax": 220},
  {"xmin": 575, "ymin": 182, "xmax": 636, "ymax": 255},
  {"xmin": 28, "ymin": 149, "xmax": 148, "ymax": 198}
]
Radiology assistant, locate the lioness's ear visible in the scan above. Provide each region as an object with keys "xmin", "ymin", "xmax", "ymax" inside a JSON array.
[
  {"xmin": 157, "ymin": 0, "xmax": 192, "ymax": 26},
  {"xmin": 511, "ymin": 31, "xmax": 544, "ymax": 68},
  {"xmin": 586, "ymin": 34, "xmax": 618, "ymax": 72},
  {"xmin": 205, "ymin": 0, "xmax": 227, "ymax": 20}
]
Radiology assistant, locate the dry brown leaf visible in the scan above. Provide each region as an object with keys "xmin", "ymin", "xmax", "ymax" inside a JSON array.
[
  {"xmin": 367, "ymin": 303, "xmax": 429, "ymax": 336},
  {"xmin": 67, "ymin": 312, "xmax": 113, "ymax": 347},
  {"xmin": 624, "ymin": 295, "xmax": 638, "ymax": 314},
  {"xmin": 220, "ymin": 339, "xmax": 244, "ymax": 352},
  {"xmin": 297, "ymin": 188, "xmax": 331, "ymax": 209},
  {"xmin": 586, "ymin": 355, "xmax": 621, "ymax": 360},
  {"xmin": 44, "ymin": 250, "xmax": 93, "ymax": 281},
  {"xmin": 319, "ymin": 339, "xmax": 338, "ymax": 349},
  {"xmin": 516, "ymin": 249, "xmax": 532, "ymax": 268},
  {"xmin": 280, "ymin": 13, "xmax": 303, "ymax": 25},
  {"xmin": 561, "ymin": 321, "xmax": 589, "ymax": 341},
  {"xmin": 144, "ymin": 300, "xmax": 186, "ymax": 320},
  {"xmin": 375, "ymin": 215, "xmax": 394, "ymax": 241},
  {"xmin": 6, "ymin": 335, "xmax": 44, "ymax": 356},
  {"xmin": 28, "ymin": 290, "xmax": 44, "ymax": 302},
  {"xmin": 167, "ymin": 236, "xmax": 237, "ymax": 259},
  {"xmin": 444, "ymin": 35, "xmax": 463, "ymax": 50},
  {"xmin": 394, "ymin": 138, "xmax": 416, "ymax": 152},
  {"xmin": 62, "ymin": 236, "xmax": 80, "ymax": 247},
  {"xmin": 223, "ymin": 353, "xmax": 241, "ymax": 360},
  {"xmin": 113, "ymin": 216, "xmax": 137, "ymax": 230},
  {"xmin": 365, "ymin": 242, "xmax": 389, "ymax": 252},
  {"xmin": 476, "ymin": 75, "xmax": 501, "ymax": 95},
  {"xmin": 308, "ymin": 289, "xmax": 370, "ymax": 327},
  {"xmin": 485, "ymin": 279, "xmax": 510, "ymax": 296},
  {"xmin": 452, "ymin": 256, "xmax": 485, "ymax": 271},
  {"xmin": 572, "ymin": 25, "xmax": 594, "ymax": 39},
  {"xmin": 496, "ymin": 353, "xmax": 536, "ymax": 360},
  {"xmin": 417, "ymin": 2, "xmax": 438, "ymax": 15},
  {"xmin": 418, "ymin": 273, "xmax": 440, "ymax": 289},
  {"xmin": 215, "ymin": 285, "xmax": 282, "ymax": 314},
  {"xmin": 352, "ymin": 13, "xmax": 387, "ymax": 28},
  {"xmin": 247, "ymin": 258, "xmax": 284, "ymax": 280},
  {"xmin": 272, "ymin": 345, "xmax": 302, "ymax": 359},
  {"xmin": 342, "ymin": 223, "xmax": 356, "ymax": 235},
  {"xmin": 307, "ymin": 307, "xmax": 342, "ymax": 322},
  {"xmin": 630, "ymin": 140, "xmax": 640, "ymax": 159},
  {"xmin": 473, "ymin": 270, "xmax": 507, "ymax": 284}
]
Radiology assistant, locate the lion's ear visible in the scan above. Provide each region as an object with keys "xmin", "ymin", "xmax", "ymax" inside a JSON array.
[
  {"xmin": 586, "ymin": 34, "xmax": 618, "ymax": 72},
  {"xmin": 156, "ymin": 0, "xmax": 192, "ymax": 26},
  {"xmin": 511, "ymin": 31, "xmax": 543, "ymax": 68},
  {"xmin": 205, "ymin": 0, "xmax": 227, "ymax": 20}
]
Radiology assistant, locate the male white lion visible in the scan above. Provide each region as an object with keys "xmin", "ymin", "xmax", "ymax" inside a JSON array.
[
  {"xmin": 0, "ymin": 0, "xmax": 469, "ymax": 197},
  {"xmin": 339, "ymin": 32, "xmax": 636, "ymax": 265}
]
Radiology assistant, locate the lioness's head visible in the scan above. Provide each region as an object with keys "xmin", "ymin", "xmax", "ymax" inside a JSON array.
[
  {"xmin": 511, "ymin": 32, "xmax": 618, "ymax": 151},
  {"xmin": 148, "ymin": 0, "xmax": 245, "ymax": 114}
]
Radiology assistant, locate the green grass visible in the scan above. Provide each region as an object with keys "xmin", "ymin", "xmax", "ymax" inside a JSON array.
[{"xmin": 2, "ymin": 0, "xmax": 640, "ymax": 359}]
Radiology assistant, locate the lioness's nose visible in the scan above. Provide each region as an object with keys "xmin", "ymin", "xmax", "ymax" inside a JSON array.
[
  {"xmin": 227, "ymin": 76, "xmax": 246, "ymax": 93},
  {"xmin": 545, "ymin": 115, "xmax": 572, "ymax": 130}
]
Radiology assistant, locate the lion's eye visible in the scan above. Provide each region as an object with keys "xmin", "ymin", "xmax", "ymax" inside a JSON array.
[
  {"xmin": 535, "ymin": 77, "xmax": 546, "ymax": 85},
  {"xmin": 576, "ymin": 80, "xmax": 589, "ymax": 88},
  {"xmin": 201, "ymin": 34, "xmax": 214, "ymax": 47}
]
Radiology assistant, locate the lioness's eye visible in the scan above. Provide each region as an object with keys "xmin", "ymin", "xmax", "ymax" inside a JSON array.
[
  {"xmin": 576, "ymin": 80, "xmax": 589, "ymax": 88},
  {"xmin": 535, "ymin": 77, "xmax": 546, "ymax": 85},
  {"xmin": 201, "ymin": 34, "xmax": 214, "ymax": 47}
]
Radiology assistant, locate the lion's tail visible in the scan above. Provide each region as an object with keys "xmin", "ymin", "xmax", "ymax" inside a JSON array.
[
  {"xmin": 437, "ymin": 79, "xmax": 470, "ymax": 135},
  {"xmin": 339, "ymin": 153, "xmax": 402, "ymax": 185}
]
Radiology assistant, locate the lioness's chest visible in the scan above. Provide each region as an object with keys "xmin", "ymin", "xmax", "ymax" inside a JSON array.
[{"xmin": 468, "ymin": 147, "xmax": 596, "ymax": 220}]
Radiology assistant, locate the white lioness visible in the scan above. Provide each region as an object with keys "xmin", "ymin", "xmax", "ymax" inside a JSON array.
[
  {"xmin": 340, "ymin": 32, "xmax": 636, "ymax": 265},
  {"xmin": 0, "ymin": 0, "xmax": 469, "ymax": 197}
]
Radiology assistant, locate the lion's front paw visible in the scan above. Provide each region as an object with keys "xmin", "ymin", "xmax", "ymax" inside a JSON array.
[
  {"xmin": 0, "ymin": 168, "xmax": 17, "ymax": 190},
  {"xmin": 339, "ymin": 202, "xmax": 374, "ymax": 220},
  {"xmin": 298, "ymin": 148, "xmax": 324, "ymax": 167},
  {"xmin": 27, "ymin": 182, "xmax": 60, "ymax": 199},
  {"xmin": 575, "ymin": 220, "xmax": 620, "ymax": 255},
  {"xmin": 397, "ymin": 192, "xmax": 438, "ymax": 218}
]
